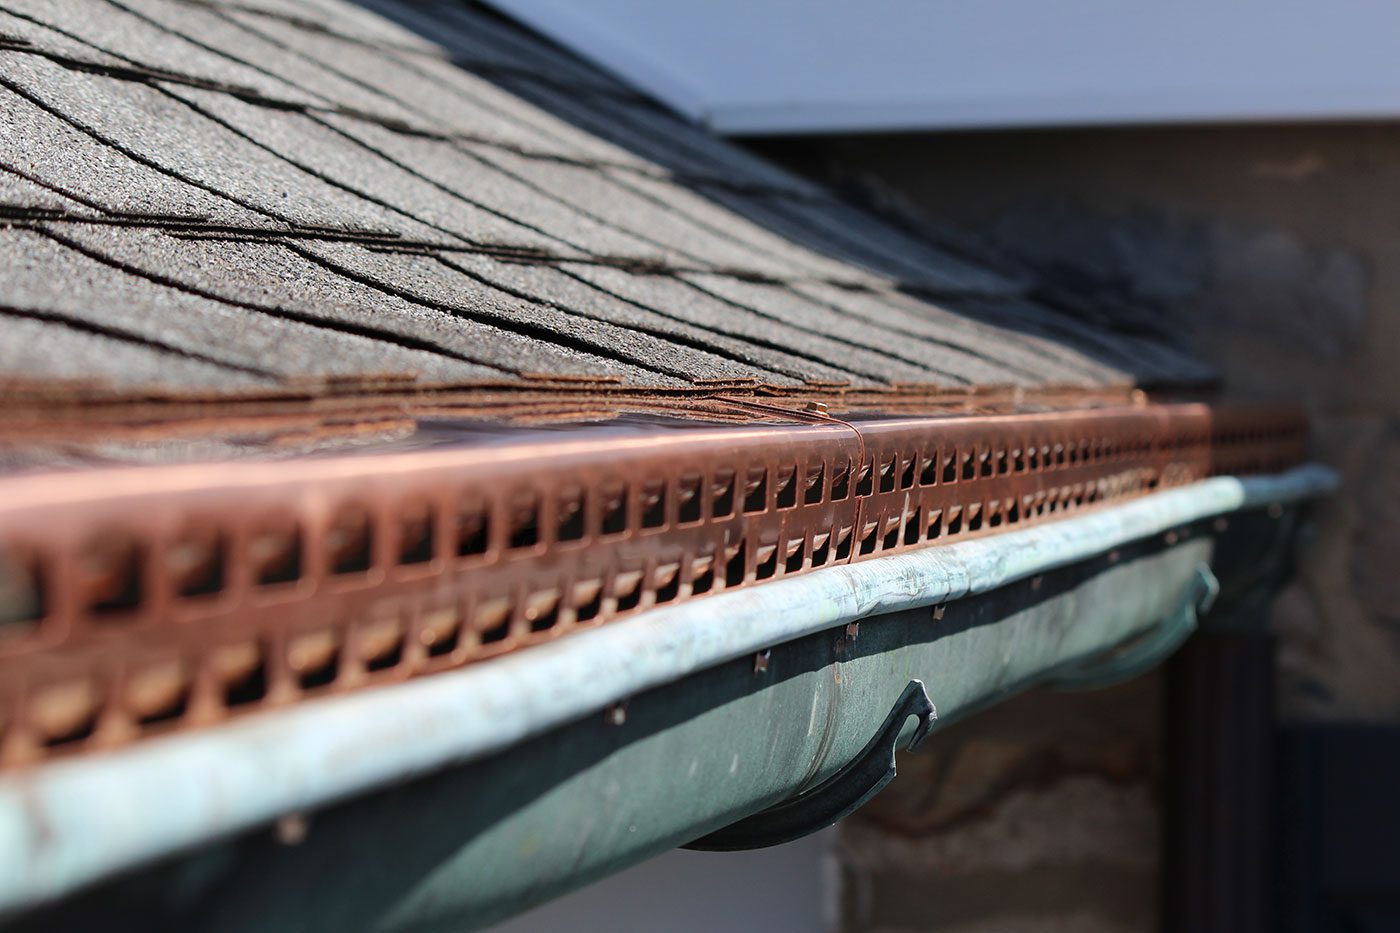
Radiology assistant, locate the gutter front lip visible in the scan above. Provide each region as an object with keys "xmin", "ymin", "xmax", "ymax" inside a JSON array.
[{"xmin": 0, "ymin": 464, "xmax": 1337, "ymax": 915}]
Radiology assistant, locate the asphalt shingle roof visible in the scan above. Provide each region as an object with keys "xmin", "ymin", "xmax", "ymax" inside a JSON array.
[{"xmin": 0, "ymin": 0, "xmax": 1216, "ymax": 404}]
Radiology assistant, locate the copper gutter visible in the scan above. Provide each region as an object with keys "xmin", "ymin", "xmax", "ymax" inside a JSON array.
[{"xmin": 0, "ymin": 402, "xmax": 1305, "ymax": 766}]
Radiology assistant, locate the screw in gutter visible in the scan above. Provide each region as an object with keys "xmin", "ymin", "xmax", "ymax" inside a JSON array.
[
  {"xmin": 275, "ymin": 813, "xmax": 309, "ymax": 846},
  {"xmin": 753, "ymin": 650, "xmax": 771, "ymax": 675},
  {"xmin": 604, "ymin": 702, "xmax": 628, "ymax": 726}
]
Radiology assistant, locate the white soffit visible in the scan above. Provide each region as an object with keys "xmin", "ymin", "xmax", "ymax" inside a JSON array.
[{"xmin": 483, "ymin": 0, "xmax": 1400, "ymax": 135}]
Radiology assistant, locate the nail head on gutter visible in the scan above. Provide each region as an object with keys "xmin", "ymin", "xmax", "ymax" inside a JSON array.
[{"xmin": 275, "ymin": 813, "xmax": 309, "ymax": 846}]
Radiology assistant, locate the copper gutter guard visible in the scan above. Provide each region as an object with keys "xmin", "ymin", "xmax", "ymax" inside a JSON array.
[{"xmin": 0, "ymin": 402, "xmax": 1305, "ymax": 766}]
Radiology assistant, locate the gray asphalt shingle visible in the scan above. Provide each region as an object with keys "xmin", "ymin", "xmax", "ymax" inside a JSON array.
[
  {"xmin": 47, "ymin": 223, "xmax": 628, "ymax": 380},
  {"xmin": 0, "ymin": 72, "xmax": 267, "ymax": 223},
  {"xmin": 6, "ymin": 0, "xmax": 318, "ymax": 104},
  {"xmin": 10, "ymin": 225, "xmax": 499, "ymax": 381}
]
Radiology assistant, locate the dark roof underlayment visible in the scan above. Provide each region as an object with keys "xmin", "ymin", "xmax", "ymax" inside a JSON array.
[{"xmin": 0, "ymin": 0, "xmax": 1222, "ymax": 457}]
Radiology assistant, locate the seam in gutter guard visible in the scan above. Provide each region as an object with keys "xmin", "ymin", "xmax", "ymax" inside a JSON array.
[
  {"xmin": 0, "ymin": 404, "xmax": 1304, "ymax": 765},
  {"xmin": 0, "ymin": 464, "xmax": 1336, "ymax": 915}
]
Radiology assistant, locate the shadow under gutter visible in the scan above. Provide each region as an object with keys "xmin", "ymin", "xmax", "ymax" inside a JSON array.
[{"xmin": 0, "ymin": 465, "xmax": 1335, "ymax": 930}]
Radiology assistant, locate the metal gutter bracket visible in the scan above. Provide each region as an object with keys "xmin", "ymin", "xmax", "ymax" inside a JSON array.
[
  {"xmin": 683, "ymin": 679, "xmax": 937, "ymax": 851},
  {"xmin": 1047, "ymin": 564, "xmax": 1219, "ymax": 691}
]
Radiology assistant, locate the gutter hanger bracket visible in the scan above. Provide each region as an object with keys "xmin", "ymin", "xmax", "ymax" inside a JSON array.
[
  {"xmin": 1047, "ymin": 564, "xmax": 1219, "ymax": 691},
  {"xmin": 683, "ymin": 679, "xmax": 937, "ymax": 852}
]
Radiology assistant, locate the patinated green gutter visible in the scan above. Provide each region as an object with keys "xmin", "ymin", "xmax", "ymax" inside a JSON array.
[{"xmin": 0, "ymin": 467, "xmax": 1333, "ymax": 929}]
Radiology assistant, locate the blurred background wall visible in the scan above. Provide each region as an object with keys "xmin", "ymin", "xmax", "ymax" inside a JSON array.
[{"xmin": 751, "ymin": 119, "xmax": 1400, "ymax": 931}]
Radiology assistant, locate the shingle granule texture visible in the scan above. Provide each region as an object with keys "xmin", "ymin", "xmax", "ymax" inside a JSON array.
[{"xmin": 0, "ymin": 0, "xmax": 1215, "ymax": 399}]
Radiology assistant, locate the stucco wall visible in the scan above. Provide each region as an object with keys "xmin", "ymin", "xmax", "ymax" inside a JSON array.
[
  {"xmin": 838, "ymin": 678, "xmax": 1160, "ymax": 933},
  {"xmin": 754, "ymin": 121, "xmax": 1400, "ymax": 930}
]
